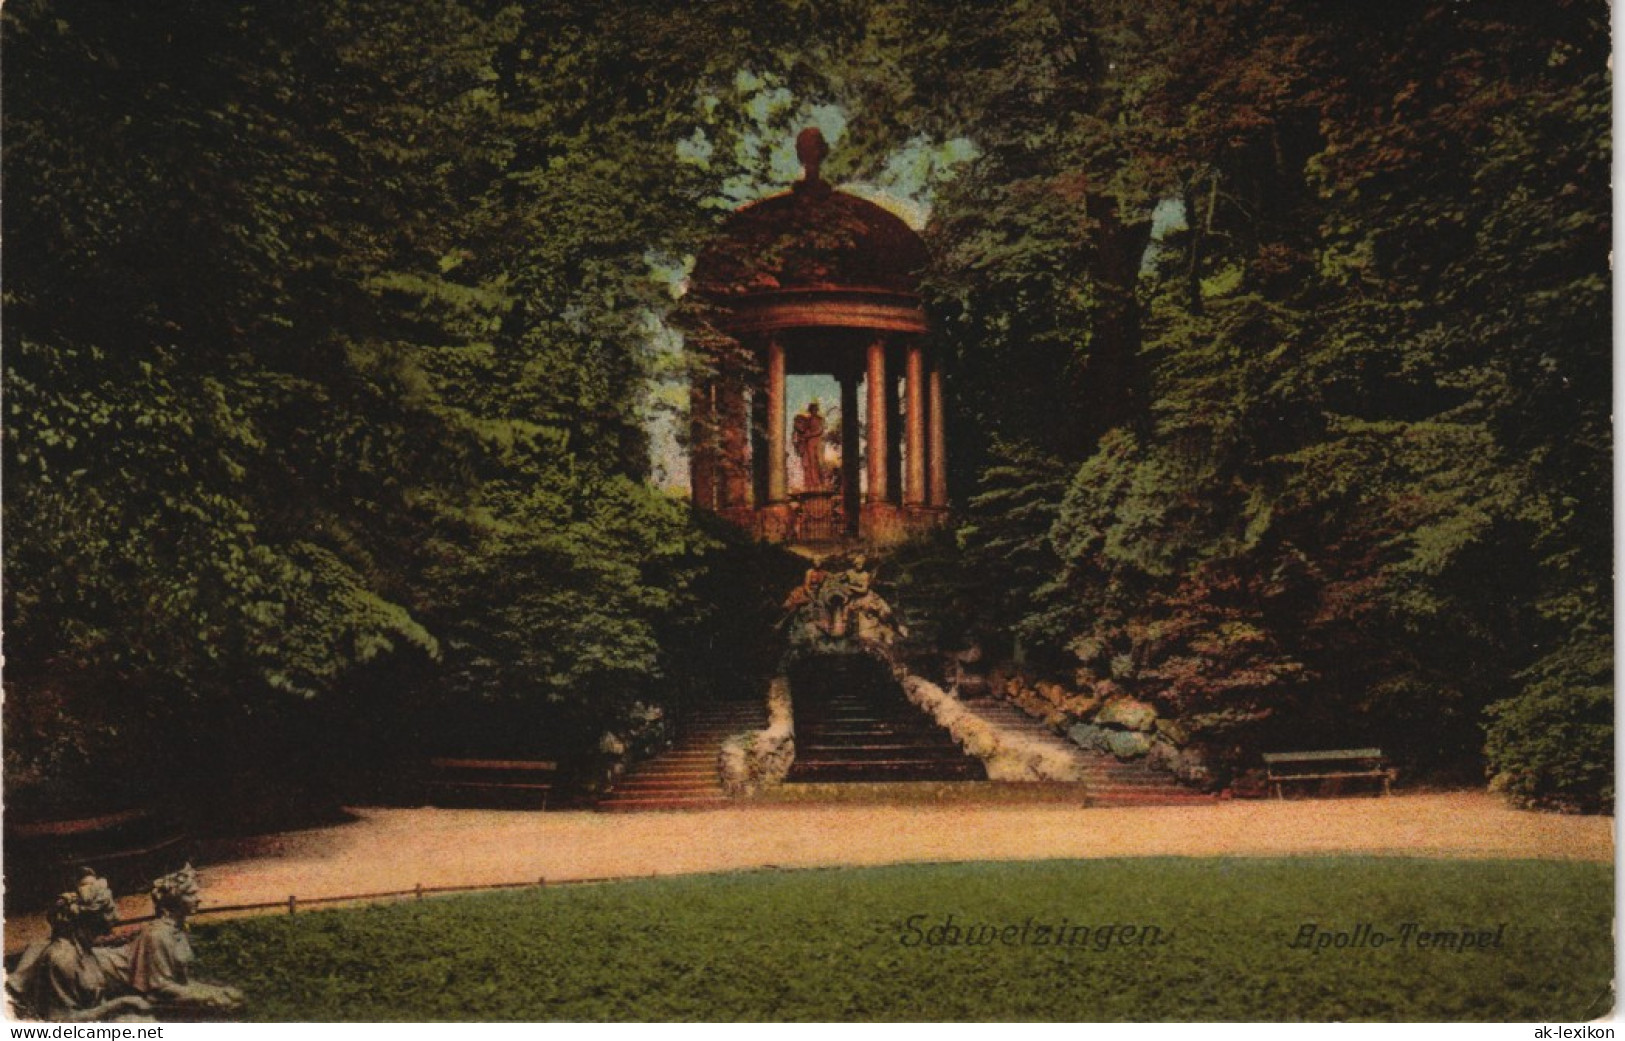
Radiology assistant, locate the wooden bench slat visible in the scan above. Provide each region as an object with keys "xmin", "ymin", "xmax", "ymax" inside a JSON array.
[
  {"xmin": 1263, "ymin": 748, "xmax": 1392, "ymax": 799},
  {"xmin": 1262, "ymin": 749, "xmax": 1383, "ymax": 764},
  {"xmin": 426, "ymin": 759, "xmax": 558, "ymax": 809},
  {"xmin": 1261, "ymin": 766, "xmax": 1391, "ymax": 776},
  {"xmin": 8, "ymin": 807, "xmax": 154, "ymax": 838}
]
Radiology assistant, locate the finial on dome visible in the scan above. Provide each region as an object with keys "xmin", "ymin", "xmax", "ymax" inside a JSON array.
[{"xmin": 795, "ymin": 127, "xmax": 830, "ymax": 188}]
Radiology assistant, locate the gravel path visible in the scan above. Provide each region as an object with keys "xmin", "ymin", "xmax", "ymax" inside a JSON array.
[{"xmin": 5, "ymin": 791, "xmax": 1610, "ymax": 952}]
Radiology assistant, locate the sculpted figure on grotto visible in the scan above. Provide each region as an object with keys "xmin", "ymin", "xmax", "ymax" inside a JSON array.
[{"xmin": 781, "ymin": 556, "xmax": 905, "ymax": 649}]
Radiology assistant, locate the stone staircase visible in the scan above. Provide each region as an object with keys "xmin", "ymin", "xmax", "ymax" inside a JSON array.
[
  {"xmin": 785, "ymin": 657, "xmax": 987, "ymax": 784},
  {"xmin": 597, "ymin": 701, "xmax": 766, "ymax": 812},
  {"xmin": 595, "ymin": 674, "xmax": 1210, "ymax": 808},
  {"xmin": 960, "ymin": 696, "xmax": 1215, "ymax": 806}
]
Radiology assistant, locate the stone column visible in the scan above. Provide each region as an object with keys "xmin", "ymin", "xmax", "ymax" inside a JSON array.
[
  {"xmin": 865, "ymin": 337, "xmax": 888, "ymax": 503},
  {"xmin": 766, "ymin": 337, "xmax": 788, "ymax": 503},
  {"xmin": 718, "ymin": 378, "xmax": 750, "ymax": 507},
  {"xmin": 905, "ymin": 342, "xmax": 926, "ymax": 506},
  {"xmin": 840, "ymin": 371, "xmax": 861, "ymax": 536},
  {"xmin": 929, "ymin": 356, "xmax": 948, "ymax": 508},
  {"xmin": 689, "ymin": 378, "xmax": 716, "ymax": 510},
  {"xmin": 886, "ymin": 367, "xmax": 903, "ymax": 503},
  {"xmin": 750, "ymin": 382, "xmax": 768, "ymax": 506}
]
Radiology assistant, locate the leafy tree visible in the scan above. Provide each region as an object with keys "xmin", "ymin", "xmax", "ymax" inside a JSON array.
[
  {"xmin": 848, "ymin": 0, "xmax": 1609, "ymax": 802},
  {"xmin": 4, "ymin": 0, "xmax": 448, "ymax": 813},
  {"xmin": 2, "ymin": 0, "xmax": 849, "ymax": 815}
]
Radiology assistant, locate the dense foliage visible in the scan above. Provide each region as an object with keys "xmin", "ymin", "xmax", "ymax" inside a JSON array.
[
  {"xmin": 5, "ymin": 0, "xmax": 1609, "ymax": 815},
  {"xmin": 849, "ymin": 0, "xmax": 1611, "ymax": 807},
  {"xmin": 2, "ymin": 0, "xmax": 823, "ymax": 816}
]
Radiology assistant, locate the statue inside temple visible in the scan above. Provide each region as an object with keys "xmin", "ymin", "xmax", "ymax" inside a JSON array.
[{"xmin": 792, "ymin": 400, "xmax": 828, "ymax": 491}]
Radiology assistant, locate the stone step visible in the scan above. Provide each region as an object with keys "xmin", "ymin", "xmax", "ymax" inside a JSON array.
[
  {"xmin": 1075, "ymin": 765, "xmax": 1171, "ymax": 779},
  {"xmin": 598, "ymin": 798, "xmax": 732, "ymax": 812},
  {"xmin": 801, "ymin": 741, "xmax": 962, "ymax": 753},
  {"xmin": 628, "ymin": 764, "xmax": 717, "ymax": 775},
  {"xmin": 788, "ymin": 760, "xmax": 987, "ymax": 783},
  {"xmin": 804, "ymin": 733, "xmax": 964, "ymax": 747},
  {"xmin": 614, "ymin": 772, "xmax": 717, "ymax": 784},
  {"xmin": 799, "ymin": 725, "xmax": 963, "ymax": 741},
  {"xmin": 787, "ymin": 661, "xmax": 989, "ymax": 783},
  {"xmin": 811, "ymin": 719, "xmax": 937, "ymax": 729},
  {"xmin": 810, "ymin": 732, "xmax": 946, "ymax": 744},
  {"xmin": 1088, "ymin": 793, "xmax": 1217, "ymax": 807},
  {"xmin": 597, "ymin": 701, "xmax": 766, "ymax": 810},
  {"xmin": 807, "ymin": 720, "xmax": 934, "ymax": 732},
  {"xmin": 797, "ymin": 750, "xmax": 967, "ymax": 766},
  {"xmin": 802, "ymin": 725, "xmax": 959, "ymax": 738},
  {"xmin": 611, "ymin": 783, "xmax": 724, "ymax": 796}
]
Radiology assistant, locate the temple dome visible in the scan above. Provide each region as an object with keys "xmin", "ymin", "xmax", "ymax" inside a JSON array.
[{"xmin": 690, "ymin": 181, "xmax": 930, "ymax": 299}]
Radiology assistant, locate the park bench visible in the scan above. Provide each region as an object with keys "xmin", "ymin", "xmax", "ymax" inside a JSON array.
[
  {"xmin": 5, "ymin": 806, "xmax": 185, "ymax": 907},
  {"xmin": 426, "ymin": 757, "xmax": 558, "ymax": 809},
  {"xmin": 1261, "ymin": 748, "xmax": 1393, "ymax": 799}
]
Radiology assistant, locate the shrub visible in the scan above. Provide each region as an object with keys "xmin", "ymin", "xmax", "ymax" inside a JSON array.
[{"xmin": 1484, "ymin": 634, "xmax": 1613, "ymax": 813}]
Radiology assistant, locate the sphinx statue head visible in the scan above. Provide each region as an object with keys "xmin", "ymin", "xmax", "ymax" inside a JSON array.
[
  {"xmin": 150, "ymin": 863, "xmax": 202, "ymax": 922},
  {"xmin": 48, "ymin": 867, "xmax": 119, "ymax": 942}
]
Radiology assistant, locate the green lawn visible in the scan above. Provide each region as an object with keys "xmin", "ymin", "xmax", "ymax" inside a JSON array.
[{"xmin": 200, "ymin": 857, "xmax": 1613, "ymax": 1021}]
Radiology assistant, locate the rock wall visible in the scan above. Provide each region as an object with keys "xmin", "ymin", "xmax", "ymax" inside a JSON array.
[
  {"xmin": 899, "ymin": 674, "xmax": 1087, "ymax": 782},
  {"xmin": 947, "ymin": 659, "xmax": 1216, "ymax": 791},
  {"xmin": 718, "ymin": 676, "xmax": 796, "ymax": 797}
]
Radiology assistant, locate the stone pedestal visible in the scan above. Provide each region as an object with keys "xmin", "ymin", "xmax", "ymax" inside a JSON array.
[{"xmin": 858, "ymin": 503, "xmax": 952, "ymax": 547}]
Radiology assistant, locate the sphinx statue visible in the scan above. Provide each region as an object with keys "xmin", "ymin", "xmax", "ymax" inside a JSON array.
[
  {"xmin": 6, "ymin": 869, "xmax": 153, "ymax": 1022},
  {"xmin": 118, "ymin": 864, "xmax": 245, "ymax": 1016}
]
